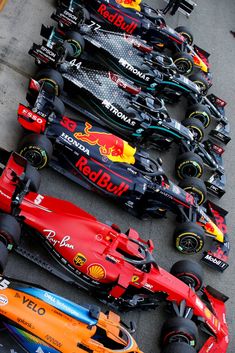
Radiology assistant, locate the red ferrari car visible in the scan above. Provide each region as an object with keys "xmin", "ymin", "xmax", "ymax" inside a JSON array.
[{"xmin": 0, "ymin": 148, "xmax": 229, "ymax": 353}]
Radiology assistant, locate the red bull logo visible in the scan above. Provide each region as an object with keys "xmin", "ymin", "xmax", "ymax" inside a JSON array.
[
  {"xmin": 97, "ymin": 4, "xmax": 138, "ymax": 34},
  {"xmin": 74, "ymin": 122, "xmax": 136, "ymax": 164},
  {"xmin": 75, "ymin": 156, "xmax": 130, "ymax": 196}
]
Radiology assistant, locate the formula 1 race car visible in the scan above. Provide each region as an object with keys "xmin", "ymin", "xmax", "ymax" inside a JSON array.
[
  {"xmin": 54, "ymin": 0, "xmax": 211, "ymax": 80},
  {"xmin": 0, "ymin": 154, "xmax": 229, "ymax": 352},
  {"xmin": 32, "ymin": 21, "xmax": 230, "ymax": 146},
  {"xmin": 27, "ymin": 46, "xmax": 227, "ymax": 197},
  {"xmin": 15, "ymin": 83, "xmax": 229, "ymax": 264},
  {"xmin": 0, "ymin": 277, "xmax": 142, "ymax": 353}
]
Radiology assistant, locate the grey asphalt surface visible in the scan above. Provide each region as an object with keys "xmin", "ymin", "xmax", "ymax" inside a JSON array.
[{"xmin": 0, "ymin": 0, "xmax": 235, "ymax": 352}]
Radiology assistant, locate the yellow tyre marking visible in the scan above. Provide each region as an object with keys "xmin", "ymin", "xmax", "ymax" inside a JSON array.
[{"xmin": 0, "ymin": 0, "xmax": 8, "ymax": 11}]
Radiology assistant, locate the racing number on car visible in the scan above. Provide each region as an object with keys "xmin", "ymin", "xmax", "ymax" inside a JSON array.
[{"xmin": 0, "ymin": 277, "xmax": 10, "ymax": 290}]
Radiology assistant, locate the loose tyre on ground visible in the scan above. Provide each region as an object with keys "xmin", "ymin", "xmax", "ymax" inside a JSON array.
[
  {"xmin": 0, "ymin": 214, "xmax": 21, "ymax": 249},
  {"xmin": 36, "ymin": 69, "xmax": 64, "ymax": 96},
  {"xmin": 179, "ymin": 177, "xmax": 207, "ymax": 205},
  {"xmin": 170, "ymin": 260, "xmax": 204, "ymax": 291},
  {"xmin": 175, "ymin": 26, "xmax": 194, "ymax": 45},
  {"xmin": 175, "ymin": 152, "xmax": 204, "ymax": 179},
  {"xmin": 19, "ymin": 134, "xmax": 53, "ymax": 171},
  {"xmin": 182, "ymin": 117, "xmax": 204, "ymax": 142},
  {"xmin": 185, "ymin": 103, "xmax": 212, "ymax": 128},
  {"xmin": 173, "ymin": 52, "xmax": 194, "ymax": 75},
  {"xmin": 174, "ymin": 222, "xmax": 205, "ymax": 254},
  {"xmin": 161, "ymin": 317, "xmax": 198, "ymax": 347},
  {"xmin": 161, "ymin": 342, "xmax": 197, "ymax": 353}
]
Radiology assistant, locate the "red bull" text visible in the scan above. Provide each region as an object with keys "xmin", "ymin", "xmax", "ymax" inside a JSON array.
[
  {"xmin": 76, "ymin": 156, "xmax": 130, "ymax": 196},
  {"xmin": 97, "ymin": 4, "xmax": 138, "ymax": 34}
]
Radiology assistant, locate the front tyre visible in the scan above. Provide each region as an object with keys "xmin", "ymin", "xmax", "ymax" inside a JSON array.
[
  {"xmin": 185, "ymin": 103, "xmax": 212, "ymax": 128},
  {"xmin": 0, "ymin": 242, "xmax": 8, "ymax": 273},
  {"xmin": 175, "ymin": 152, "xmax": 204, "ymax": 179},
  {"xmin": 170, "ymin": 260, "xmax": 204, "ymax": 291},
  {"xmin": 179, "ymin": 177, "xmax": 207, "ymax": 205},
  {"xmin": 175, "ymin": 26, "xmax": 194, "ymax": 45},
  {"xmin": 66, "ymin": 31, "xmax": 85, "ymax": 58},
  {"xmin": 0, "ymin": 215, "xmax": 21, "ymax": 249},
  {"xmin": 18, "ymin": 134, "xmax": 53, "ymax": 170},
  {"xmin": 189, "ymin": 73, "xmax": 209, "ymax": 96},
  {"xmin": 161, "ymin": 317, "xmax": 198, "ymax": 347},
  {"xmin": 173, "ymin": 52, "xmax": 194, "ymax": 75},
  {"xmin": 182, "ymin": 117, "xmax": 204, "ymax": 142},
  {"xmin": 174, "ymin": 222, "xmax": 205, "ymax": 254}
]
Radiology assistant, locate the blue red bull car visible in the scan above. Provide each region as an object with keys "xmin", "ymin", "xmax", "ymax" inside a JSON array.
[
  {"xmin": 0, "ymin": 151, "xmax": 230, "ymax": 353},
  {"xmin": 16, "ymin": 82, "xmax": 230, "ymax": 267},
  {"xmin": 54, "ymin": 0, "xmax": 211, "ymax": 81}
]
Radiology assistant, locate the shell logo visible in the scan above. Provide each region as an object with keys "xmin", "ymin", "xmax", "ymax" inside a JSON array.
[{"xmin": 87, "ymin": 264, "xmax": 106, "ymax": 280}]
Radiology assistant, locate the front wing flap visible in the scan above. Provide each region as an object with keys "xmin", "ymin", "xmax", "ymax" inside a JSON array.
[{"xmin": 201, "ymin": 201, "xmax": 229, "ymax": 272}]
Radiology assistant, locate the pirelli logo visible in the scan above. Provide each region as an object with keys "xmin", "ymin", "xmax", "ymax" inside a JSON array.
[{"xmin": 0, "ymin": 0, "xmax": 8, "ymax": 11}]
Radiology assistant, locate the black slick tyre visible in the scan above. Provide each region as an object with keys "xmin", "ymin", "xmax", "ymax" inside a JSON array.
[
  {"xmin": 175, "ymin": 152, "xmax": 204, "ymax": 179},
  {"xmin": 173, "ymin": 52, "xmax": 194, "ymax": 75},
  {"xmin": 18, "ymin": 134, "xmax": 53, "ymax": 171},
  {"xmin": 0, "ymin": 242, "xmax": 8, "ymax": 273},
  {"xmin": 24, "ymin": 163, "xmax": 42, "ymax": 192},
  {"xmin": 179, "ymin": 177, "xmax": 207, "ymax": 205},
  {"xmin": 161, "ymin": 317, "xmax": 198, "ymax": 346},
  {"xmin": 66, "ymin": 31, "xmax": 85, "ymax": 57},
  {"xmin": 170, "ymin": 260, "xmax": 204, "ymax": 291},
  {"xmin": 182, "ymin": 117, "xmax": 204, "ymax": 142},
  {"xmin": 189, "ymin": 73, "xmax": 209, "ymax": 96},
  {"xmin": 0, "ymin": 214, "xmax": 21, "ymax": 248},
  {"xmin": 161, "ymin": 342, "xmax": 197, "ymax": 353},
  {"xmin": 185, "ymin": 103, "xmax": 212, "ymax": 128},
  {"xmin": 174, "ymin": 222, "xmax": 205, "ymax": 254},
  {"xmin": 175, "ymin": 26, "xmax": 194, "ymax": 45},
  {"xmin": 35, "ymin": 69, "xmax": 64, "ymax": 96}
]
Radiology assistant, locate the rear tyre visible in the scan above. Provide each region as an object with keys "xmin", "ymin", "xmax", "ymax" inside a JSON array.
[
  {"xmin": 175, "ymin": 152, "xmax": 204, "ymax": 179},
  {"xmin": 0, "ymin": 242, "xmax": 8, "ymax": 273},
  {"xmin": 161, "ymin": 342, "xmax": 197, "ymax": 353},
  {"xmin": 173, "ymin": 52, "xmax": 194, "ymax": 75},
  {"xmin": 170, "ymin": 260, "xmax": 204, "ymax": 291},
  {"xmin": 179, "ymin": 177, "xmax": 207, "ymax": 205},
  {"xmin": 66, "ymin": 31, "xmax": 85, "ymax": 57},
  {"xmin": 175, "ymin": 26, "xmax": 194, "ymax": 45},
  {"xmin": 35, "ymin": 69, "xmax": 64, "ymax": 96},
  {"xmin": 185, "ymin": 103, "xmax": 211, "ymax": 128},
  {"xmin": 174, "ymin": 222, "xmax": 205, "ymax": 254},
  {"xmin": 18, "ymin": 134, "xmax": 53, "ymax": 170},
  {"xmin": 161, "ymin": 317, "xmax": 198, "ymax": 347},
  {"xmin": 189, "ymin": 73, "xmax": 209, "ymax": 96},
  {"xmin": 182, "ymin": 118, "xmax": 204, "ymax": 142},
  {"xmin": 0, "ymin": 214, "xmax": 21, "ymax": 249}
]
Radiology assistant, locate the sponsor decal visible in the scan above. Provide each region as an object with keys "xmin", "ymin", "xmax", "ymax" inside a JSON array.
[
  {"xmin": 60, "ymin": 132, "xmax": 90, "ymax": 155},
  {"xmin": 131, "ymin": 275, "xmax": 139, "ymax": 283},
  {"xmin": 102, "ymin": 99, "xmax": 136, "ymax": 126},
  {"xmin": 0, "ymin": 294, "xmax": 8, "ymax": 306},
  {"xmin": 204, "ymin": 307, "xmax": 212, "ymax": 319},
  {"xmin": 23, "ymin": 296, "xmax": 46, "ymax": 316},
  {"xmin": 43, "ymin": 230, "xmax": 74, "ymax": 249},
  {"xmin": 119, "ymin": 58, "xmax": 150, "ymax": 81},
  {"xmin": 45, "ymin": 335, "xmax": 62, "ymax": 348},
  {"xmin": 143, "ymin": 282, "xmax": 153, "ymax": 290},
  {"xmin": 203, "ymin": 254, "xmax": 225, "ymax": 267},
  {"xmin": 97, "ymin": 4, "xmax": 138, "ymax": 34},
  {"xmin": 75, "ymin": 156, "xmax": 130, "ymax": 196},
  {"xmin": 19, "ymin": 106, "xmax": 45, "ymax": 124},
  {"xmin": 116, "ymin": 0, "xmax": 141, "ymax": 11},
  {"xmin": 74, "ymin": 122, "xmax": 136, "ymax": 163},
  {"xmin": 87, "ymin": 264, "xmax": 106, "ymax": 280},
  {"xmin": 73, "ymin": 253, "xmax": 87, "ymax": 267},
  {"xmin": 106, "ymin": 254, "xmax": 120, "ymax": 263}
]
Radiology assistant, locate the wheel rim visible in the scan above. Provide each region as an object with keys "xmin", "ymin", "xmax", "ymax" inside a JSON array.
[
  {"xmin": 178, "ymin": 235, "xmax": 201, "ymax": 253},
  {"xmin": 183, "ymin": 187, "xmax": 205, "ymax": 205},
  {"xmin": 177, "ymin": 274, "xmax": 199, "ymax": 289},
  {"xmin": 68, "ymin": 40, "xmax": 82, "ymax": 57},
  {"xmin": 193, "ymin": 81, "xmax": 208, "ymax": 95},
  {"xmin": 168, "ymin": 334, "xmax": 192, "ymax": 344},
  {"xmin": 174, "ymin": 59, "xmax": 193, "ymax": 75},
  {"xmin": 187, "ymin": 125, "xmax": 204, "ymax": 142},
  {"xmin": 178, "ymin": 162, "xmax": 202, "ymax": 178},
  {"xmin": 180, "ymin": 32, "xmax": 193, "ymax": 45},
  {"xmin": 21, "ymin": 148, "xmax": 47, "ymax": 169},
  {"xmin": 38, "ymin": 78, "xmax": 59, "ymax": 96}
]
